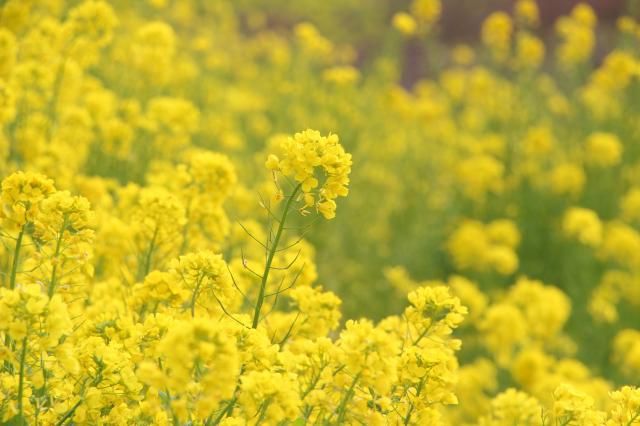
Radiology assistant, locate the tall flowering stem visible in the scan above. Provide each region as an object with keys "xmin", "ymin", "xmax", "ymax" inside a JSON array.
[
  {"xmin": 9, "ymin": 224, "xmax": 25, "ymax": 290},
  {"xmin": 17, "ymin": 337, "xmax": 28, "ymax": 422},
  {"xmin": 252, "ymin": 129, "xmax": 351, "ymax": 328},
  {"xmin": 251, "ymin": 184, "xmax": 301, "ymax": 329},
  {"xmin": 48, "ymin": 216, "xmax": 68, "ymax": 297}
]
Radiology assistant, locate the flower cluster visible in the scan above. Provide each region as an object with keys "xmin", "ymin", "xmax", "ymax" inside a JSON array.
[{"xmin": 266, "ymin": 129, "xmax": 352, "ymax": 219}]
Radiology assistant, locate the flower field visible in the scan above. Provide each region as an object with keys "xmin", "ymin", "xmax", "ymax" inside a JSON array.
[{"xmin": 1, "ymin": 0, "xmax": 640, "ymax": 424}]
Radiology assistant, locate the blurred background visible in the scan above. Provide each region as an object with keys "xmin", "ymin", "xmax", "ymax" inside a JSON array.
[{"xmin": 4, "ymin": 0, "xmax": 640, "ymax": 386}]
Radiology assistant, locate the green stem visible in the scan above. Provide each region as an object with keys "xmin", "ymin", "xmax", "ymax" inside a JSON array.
[
  {"xmin": 46, "ymin": 48, "xmax": 70, "ymax": 140},
  {"xmin": 213, "ymin": 365, "xmax": 246, "ymax": 424},
  {"xmin": 336, "ymin": 373, "xmax": 360, "ymax": 424},
  {"xmin": 627, "ymin": 410, "xmax": 640, "ymax": 426},
  {"xmin": 33, "ymin": 354, "xmax": 50, "ymax": 424},
  {"xmin": 254, "ymin": 399, "xmax": 271, "ymax": 425},
  {"xmin": 171, "ymin": 409, "xmax": 179, "ymax": 426},
  {"xmin": 211, "ymin": 397, "xmax": 237, "ymax": 425},
  {"xmin": 179, "ymin": 202, "xmax": 192, "ymax": 255},
  {"xmin": 251, "ymin": 184, "xmax": 300, "ymax": 329},
  {"xmin": 190, "ymin": 274, "xmax": 204, "ymax": 318},
  {"xmin": 17, "ymin": 337, "xmax": 28, "ymax": 421},
  {"xmin": 301, "ymin": 370, "xmax": 323, "ymax": 400},
  {"xmin": 412, "ymin": 323, "xmax": 432, "ymax": 346},
  {"xmin": 38, "ymin": 354, "xmax": 49, "ymax": 401},
  {"xmin": 48, "ymin": 216, "xmax": 68, "ymax": 297},
  {"xmin": 301, "ymin": 369, "xmax": 324, "ymax": 420},
  {"xmin": 2, "ymin": 226, "xmax": 23, "ymax": 374},
  {"xmin": 10, "ymin": 225, "xmax": 25, "ymax": 290},
  {"xmin": 140, "ymin": 226, "xmax": 159, "ymax": 281},
  {"xmin": 54, "ymin": 399, "xmax": 83, "ymax": 426},
  {"xmin": 403, "ymin": 376, "xmax": 426, "ymax": 426}
]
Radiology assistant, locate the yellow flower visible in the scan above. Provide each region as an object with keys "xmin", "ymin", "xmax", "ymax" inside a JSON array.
[
  {"xmin": 486, "ymin": 219, "xmax": 521, "ymax": 248},
  {"xmin": 132, "ymin": 21, "xmax": 176, "ymax": 84},
  {"xmin": 411, "ymin": 0, "xmax": 441, "ymax": 27},
  {"xmin": 514, "ymin": 32, "xmax": 545, "ymax": 70},
  {"xmin": 287, "ymin": 286, "xmax": 341, "ymax": 338},
  {"xmin": 556, "ymin": 4, "xmax": 596, "ymax": 67},
  {"xmin": 294, "ymin": 23, "xmax": 333, "ymax": 57},
  {"xmin": 65, "ymin": 0, "xmax": 118, "ymax": 47},
  {"xmin": 608, "ymin": 386, "xmax": 640, "ymax": 425},
  {"xmin": 238, "ymin": 371, "xmax": 301, "ymax": 422},
  {"xmin": 515, "ymin": 0, "xmax": 540, "ymax": 27},
  {"xmin": 1, "ymin": 171, "xmax": 56, "ymax": 228},
  {"xmin": 0, "ymin": 28, "xmax": 17, "ymax": 77},
  {"xmin": 482, "ymin": 12, "xmax": 513, "ymax": 62},
  {"xmin": 553, "ymin": 383, "xmax": 605, "ymax": 425},
  {"xmin": 562, "ymin": 207, "xmax": 603, "ymax": 247},
  {"xmin": 585, "ymin": 132, "xmax": 623, "ymax": 168},
  {"xmin": 487, "ymin": 388, "xmax": 542, "ymax": 425},
  {"xmin": 506, "ymin": 277, "xmax": 571, "ymax": 342},
  {"xmin": 267, "ymin": 129, "xmax": 352, "ymax": 220},
  {"xmin": 549, "ymin": 163, "xmax": 585, "ymax": 197},
  {"xmin": 479, "ymin": 303, "xmax": 527, "ymax": 366},
  {"xmin": 392, "ymin": 12, "xmax": 417, "ymax": 36},
  {"xmin": 265, "ymin": 154, "xmax": 280, "ymax": 170},
  {"xmin": 322, "ymin": 66, "xmax": 360, "ymax": 85},
  {"xmin": 452, "ymin": 44, "xmax": 475, "ymax": 65},
  {"xmin": 317, "ymin": 199, "xmax": 336, "ymax": 219},
  {"xmin": 487, "ymin": 245, "xmax": 518, "ymax": 275},
  {"xmin": 0, "ymin": 79, "xmax": 16, "ymax": 124},
  {"xmin": 621, "ymin": 188, "xmax": 640, "ymax": 223},
  {"xmin": 600, "ymin": 222, "xmax": 640, "ymax": 269},
  {"xmin": 611, "ymin": 329, "xmax": 640, "ymax": 379}
]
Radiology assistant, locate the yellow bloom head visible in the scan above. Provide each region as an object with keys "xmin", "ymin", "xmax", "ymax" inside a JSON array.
[{"xmin": 266, "ymin": 129, "xmax": 352, "ymax": 219}]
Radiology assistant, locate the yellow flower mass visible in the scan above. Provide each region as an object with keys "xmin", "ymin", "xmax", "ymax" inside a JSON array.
[{"xmin": 1, "ymin": 0, "xmax": 640, "ymax": 424}]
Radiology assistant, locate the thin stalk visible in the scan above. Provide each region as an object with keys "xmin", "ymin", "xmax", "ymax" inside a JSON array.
[
  {"xmin": 54, "ymin": 399, "xmax": 83, "ymax": 426},
  {"xmin": 3, "ymin": 219, "xmax": 27, "ymax": 361},
  {"xmin": 336, "ymin": 373, "xmax": 360, "ymax": 424},
  {"xmin": 33, "ymin": 354, "xmax": 49, "ymax": 424},
  {"xmin": 48, "ymin": 216, "xmax": 68, "ymax": 297},
  {"xmin": 10, "ymin": 225, "xmax": 26, "ymax": 290},
  {"xmin": 211, "ymin": 397, "xmax": 237, "ymax": 425},
  {"xmin": 213, "ymin": 365, "xmax": 246, "ymax": 424},
  {"xmin": 251, "ymin": 184, "xmax": 300, "ymax": 329},
  {"xmin": 412, "ymin": 323, "xmax": 432, "ymax": 346},
  {"xmin": 626, "ymin": 411, "xmax": 640, "ymax": 426},
  {"xmin": 254, "ymin": 400, "xmax": 271, "ymax": 425},
  {"xmin": 179, "ymin": 202, "xmax": 192, "ymax": 255},
  {"xmin": 301, "ymin": 369, "xmax": 324, "ymax": 419},
  {"xmin": 39, "ymin": 354, "xmax": 49, "ymax": 400},
  {"xmin": 45, "ymin": 47, "xmax": 70, "ymax": 140},
  {"xmin": 140, "ymin": 226, "xmax": 159, "ymax": 280},
  {"xmin": 190, "ymin": 274, "xmax": 204, "ymax": 317},
  {"xmin": 403, "ymin": 376, "xmax": 426, "ymax": 425},
  {"xmin": 17, "ymin": 337, "xmax": 28, "ymax": 421},
  {"xmin": 2, "ymin": 225, "xmax": 23, "ymax": 380}
]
